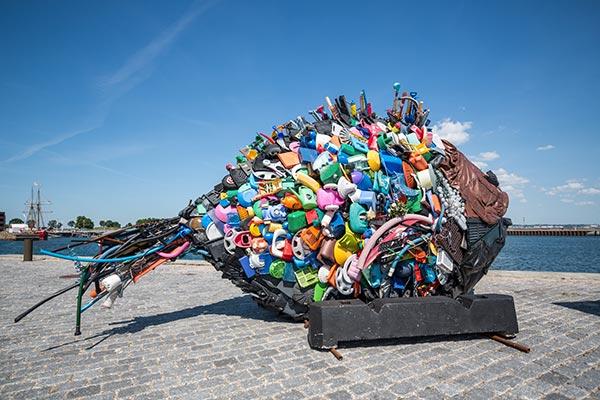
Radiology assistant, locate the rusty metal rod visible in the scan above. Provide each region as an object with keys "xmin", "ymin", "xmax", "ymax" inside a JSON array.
[
  {"xmin": 329, "ymin": 347, "xmax": 343, "ymax": 361},
  {"xmin": 488, "ymin": 334, "xmax": 530, "ymax": 353}
]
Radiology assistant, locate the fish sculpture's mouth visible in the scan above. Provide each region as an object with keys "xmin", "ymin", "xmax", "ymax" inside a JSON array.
[{"xmin": 15, "ymin": 84, "xmax": 510, "ymax": 335}]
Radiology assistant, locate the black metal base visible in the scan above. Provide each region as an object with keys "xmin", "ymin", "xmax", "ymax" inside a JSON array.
[{"xmin": 307, "ymin": 294, "xmax": 519, "ymax": 349}]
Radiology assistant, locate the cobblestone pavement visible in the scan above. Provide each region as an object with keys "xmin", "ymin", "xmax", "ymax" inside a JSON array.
[{"xmin": 0, "ymin": 255, "xmax": 599, "ymax": 400}]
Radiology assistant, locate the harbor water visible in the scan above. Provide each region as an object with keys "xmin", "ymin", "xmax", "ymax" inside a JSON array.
[{"xmin": 0, "ymin": 235, "xmax": 599, "ymax": 273}]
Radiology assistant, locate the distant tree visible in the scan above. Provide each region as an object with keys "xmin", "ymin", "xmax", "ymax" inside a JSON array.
[
  {"xmin": 99, "ymin": 220, "xmax": 106, "ymax": 227},
  {"xmin": 67, "ymin": 220, "xmax": 75, "ymax": 228},
  {"xmin": 9, "ymin": 218, "xmax": 24, "ymax": 224},
  {"xmin": 125, "ymin": 223, "xmax": 133, "ymax": 228},
  {"xmin": 136, "ymin": 218, "xmax": 160, "ymax": 225},
  {"xmin": 47, "ymin": 220, "xmax": 59, "ymax": 230},
  {"xmin": 57, "ymin": 222, "xmax": 63, "ymax": 229},
  {"xmin": 74, "ymin": 216, "xmax": 94, "ymax": 229},
  {"xmin": 102, "ymin": 220, "xmax": 121, "ymax": 229}
]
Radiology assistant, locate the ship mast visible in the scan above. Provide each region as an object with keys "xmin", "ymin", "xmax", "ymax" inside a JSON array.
[{"xmin": 24, "ymin": 182, "xmax": 51, "ymax": 229}]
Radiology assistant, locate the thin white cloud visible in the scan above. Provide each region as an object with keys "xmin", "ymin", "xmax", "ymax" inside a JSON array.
[
  {"xmin": 536, "ymin": 144, "xmax": 555, "ymax": 151},
  {"xmin": 4, "ymin": 1, "xmax": 214, "ymax": 164},
  {"xmin": 432, "ymin": 119, "xmax": 472, "ymax": 145},
  {"xmin": 479, "ymin": 151, "xmax": 500, "ymax": 161},
  {"xmin": 473, "ymin": 160, "xmax": 488, "ymax": 169},
  {"xmin": 545, "ymin": 179, "xmax": 598, "ymax": 196},
  {"xmin": 46, "ymin": 143, "xmax": 154, "ymax": 165},
  {"xmin": 580, "ymin": 188, "xmax": 600, "ymax": 195},
  {"xmin": 575, "ymin": 201, "xmax": 595, "ymax": 206},
  {"xmin": 42, "ymin": 148, "xmax": 155, "ymax": 184},
  {"xmin": 494, "ymin": 168, "xmax": 529, "ymax": 202},
  {"xmin": 543, "ymin": 179, "xmax": 600, "ymax": 207},
  {"xmin": 100, "ymin": 1, "xmax": 215, "ymax": 89},
  {"xmin": 469, "ymin": 150, "xmax": 499, "ymax": 170},
  {"xmin": 4, "ymin": 123, "xmax": 103, "ymax": 163}
]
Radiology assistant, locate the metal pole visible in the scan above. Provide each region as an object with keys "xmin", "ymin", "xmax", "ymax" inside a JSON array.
[
  {"xmin": 74, "ymin": 269, "xmax": 89, "ymax": 336},
  {"xmin": 23, "ymin": 239, "xmax": 33, "ymax": 261},
  {"xmin": 488, "ymin": 334, "xmax": 531, "ymax": 353}
]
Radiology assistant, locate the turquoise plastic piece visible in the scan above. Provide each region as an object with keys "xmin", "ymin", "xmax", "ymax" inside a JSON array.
[
  {"xmin": 196, "ymin": 203, "xmax": 207, "ymax": 215},
  {"xmin": 349, "ymin": 203, "xmax": 368, "ymax": 234}
]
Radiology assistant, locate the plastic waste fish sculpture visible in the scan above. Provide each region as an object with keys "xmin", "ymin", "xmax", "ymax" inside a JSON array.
[{"xmin": 15, "ymin": 84, "xmax": 511, "ymax": 335}]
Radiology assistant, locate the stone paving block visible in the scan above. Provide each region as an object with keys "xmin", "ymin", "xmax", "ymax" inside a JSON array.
[
  {"xmin": 1, "ymin": 256, "xmax": 599, "ymax": 399},
  {"xmin": 545, "ymin": 394, "xmax": 574, "ymax": 400},
  {"xmin": 572, "ymin": 369, "xmax": 600, "ymax": 391}
]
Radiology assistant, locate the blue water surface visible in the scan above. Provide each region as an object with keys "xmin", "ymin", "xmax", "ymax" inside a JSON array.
[
  {"xmin": 1, "ymin": 235, "xmax": 598, "ymax": 273},
  {"xmin": 492, "ymin": 235, "xmax": 600, "ymax": 273}
]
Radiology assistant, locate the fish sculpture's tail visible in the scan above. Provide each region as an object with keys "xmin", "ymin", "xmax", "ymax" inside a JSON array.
[
  {"xmin": 13, "ymin": 211, "xmax": 313, "ymax": 335},
  {"xmin": 13, "ymin": 219, "xmax": 193, "ymax": 334}
]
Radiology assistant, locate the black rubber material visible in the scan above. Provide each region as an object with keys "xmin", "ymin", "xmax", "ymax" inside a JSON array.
[
  {"xmin": 202, "ymin": 238, "xmax": 310, "ymax": 320},
  {"xmin": 307, "ymin": 294, "xmax": 519, "ymax": 349}
]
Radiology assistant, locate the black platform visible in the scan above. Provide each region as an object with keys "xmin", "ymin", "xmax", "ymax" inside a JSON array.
[{"xmin": 307, "ymin": 294, "xmax": 519, "ymax": 349}]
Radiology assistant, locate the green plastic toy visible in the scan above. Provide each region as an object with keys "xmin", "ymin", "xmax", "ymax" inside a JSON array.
[
  {"xmin": 287, "ymin": 210, "xmax": 307, "ymax": 233},
  {"xmin": 294, "ymin": 267, "xmax": 319, "ymax": 288},
  {"xmin": 253, "ymin": 201, "xmax": 264, "ymax": 219},
  {"xmin": 319, "ymin": 162, "xmax": 343, "ymax": 185},
  {"xmin": 313, "ymin": 281, "xmax": 328, "ymax": 301},
  {"xmin": 293, "ymin": 186, "xmax": 317, "ymax": 210},
  {"xmin": 406, "ymin": 190, "xmax": 423, "ymax": 213},
  {"xmin": 269, "ymin": 259, "xmax": 286, "ymax": 279}
]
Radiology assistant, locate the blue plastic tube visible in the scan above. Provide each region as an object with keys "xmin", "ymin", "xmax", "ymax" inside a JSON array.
[
  {"xmin": 40, "ymin": 244, "xmax": 164, "ymax": 263},
  {"xmin": 42, "ymin": 225, "xmax": 191, "ymax": 263},
  {"xmin": 80, "ymin": 291, "xmax": 108, "ymax": 313}
]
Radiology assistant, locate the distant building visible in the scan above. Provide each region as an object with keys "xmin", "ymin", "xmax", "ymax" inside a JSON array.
[
  {"xmin": 8, "ymin": 224, "xmax": 29, "ymax": 234},
  {"xmin": 0, "ymin": 211, "xmax": 5, "ymax": 231}
]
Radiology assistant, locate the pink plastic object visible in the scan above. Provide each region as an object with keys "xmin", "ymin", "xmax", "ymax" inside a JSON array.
[
  {"xmin": 363, "ymin": 222, "xmax": 416, "ymax": 268},
  {"xmin": 346, "ymin": 254, "xmax": 362, "ymax": 282},
  {"xmin": 233, "ymin": 231, "xmax": 252, "ymax": 248},
  {"xmin": 356, "ymin": 214, "xmax": 433, "ymax": 273},
  {"xmin": 316, "ymin": 187, "xmax": 345, "ymax": 210},
  {"xmin": 158, "ymin": 241, "xmax": 190, "ymax": 259},
  {"xmin": 214, "ymin": 204, "xmax": 234, "ymax": 223},
  {"xmin": 368, "ymin": 134, "xmax": 378, "ymax": 151},
  {"xmin": 410, "ymin": 125, "xmax": 424, "ymax": 140}
]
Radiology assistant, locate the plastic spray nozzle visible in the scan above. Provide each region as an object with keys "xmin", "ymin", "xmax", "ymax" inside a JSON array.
[
  {"xmin": 100, "ymin": 274, "xmax": 122, "ymax": 309},
  {"xmin": 325, "ymin": 96, "xmax": 339, "ymax": 120},
  {"xmin": 101, "ymin": 290, "xmax": 119, "ymax": 309}
]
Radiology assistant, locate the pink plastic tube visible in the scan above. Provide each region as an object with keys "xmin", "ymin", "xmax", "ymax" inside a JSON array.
[
  {"xmin": 157, "ymin": 241, "xmax": 190, "ymax": 259},
  {"xmin": 355, "ymin": 214, "xmax": 433, "ymax": 272}
]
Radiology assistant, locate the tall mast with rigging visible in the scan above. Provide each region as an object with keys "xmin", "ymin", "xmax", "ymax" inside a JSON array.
[{"xmin": 24, "ymin": 182, "xmax": 51, "ymax": 229}]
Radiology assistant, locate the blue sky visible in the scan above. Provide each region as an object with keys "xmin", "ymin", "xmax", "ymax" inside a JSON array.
[{"xmin": 1, "ymin": 0, "xmax": 599, "ymax": 225}]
